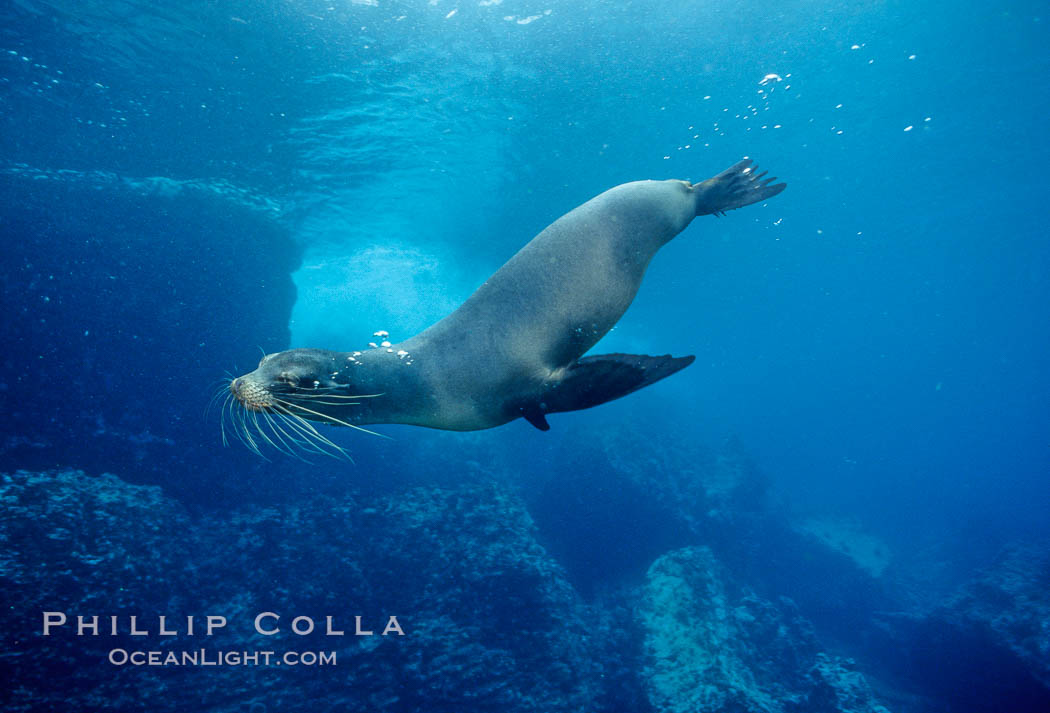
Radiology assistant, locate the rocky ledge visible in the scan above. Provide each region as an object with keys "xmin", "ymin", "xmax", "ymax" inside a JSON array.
[{"xmin": 0, "ymin": 467, "xmax": 895, "ymax": 713}]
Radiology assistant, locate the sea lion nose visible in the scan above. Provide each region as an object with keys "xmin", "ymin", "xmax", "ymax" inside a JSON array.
[{"xmin": 230, "ymin": 377, "xmax": 242, "ymax": 395}]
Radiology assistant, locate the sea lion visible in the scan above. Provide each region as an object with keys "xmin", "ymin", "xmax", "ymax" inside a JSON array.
[{"xmin": 221, "ymin": 159, "xmax": 785, "ymax": 457}]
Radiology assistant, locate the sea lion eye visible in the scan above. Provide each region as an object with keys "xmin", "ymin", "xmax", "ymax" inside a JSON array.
[{"xmin": 277, "ymin": 371, "xmax": 298, "ymax": 386}]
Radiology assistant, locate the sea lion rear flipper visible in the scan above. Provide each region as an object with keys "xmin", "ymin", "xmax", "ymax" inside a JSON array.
[
  {"xmin": 693, "ymin": 158, "xmax": 786, "ymax": 216},
  {"xmin": 524, "ymin": 353, "xmax": 695, "ymax": 429}
]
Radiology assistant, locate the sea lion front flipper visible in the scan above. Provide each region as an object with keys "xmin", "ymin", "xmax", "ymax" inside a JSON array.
[
  {"xmin": 527, "ymin": 353, "xmax": 696, "ymax": 428},
  {"xmin": 521, "ymin": 406, "xmax": 551, "ymax": 432}
]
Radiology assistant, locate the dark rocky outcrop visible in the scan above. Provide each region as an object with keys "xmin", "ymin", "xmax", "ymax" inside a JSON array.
[
  {"xmin": 11, "ymin": 438, "xmax": 1049, "ymax": 712},
  {"xmin": 0, "ymin": 173, "xmax": 299, "ymax": 505},
  {"xmin": 871, "ymin": 544, "xmax": 1050, "ymax": 713},
  {"xmin": 640, "ymin": 546, "xmax": 889, "ymax": 713},
  {"xmin": 0, "ymin": 468, "xmax": 599, "ymax": 712},
  {"xmin": 943, "ymin": 544, "xmax": 1050, "ymax": 688},
  {"xmin": 526, "ymin": 425, "xmax": 896, "ymax": 645}
]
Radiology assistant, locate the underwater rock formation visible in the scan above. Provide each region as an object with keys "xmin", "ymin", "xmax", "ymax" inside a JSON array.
[
  {"xmin": 942, "ymin": 544, "xmax": 1050, "ymax": 688},
  {"xmin": 0, "ymin": 468, "xmax": 598, "ymax": 712},
  {"xmin": 19, "ymin": 461, "xmax": 1043, "ymax": 713},
  {"xmin": 796, "ymin": 516, "xmax": 892, "ymax": 579},
  {"xmin": 527, "ymin": 424, "xmax": 895, "ymax": 646},
  {"xmin": 640, "ymin": 547, "xmax": 890, "ymax": 713},
  {"xmin": 525, "ymin": 428, "xmax": 771, "ymax": 595},
  {"xmin": 0, "ymin": 174, "xmax": 299, "ymax": 503},
  {"xmin": 872, "ymin": 543, "xmax": 1050, "ymax": 713}
]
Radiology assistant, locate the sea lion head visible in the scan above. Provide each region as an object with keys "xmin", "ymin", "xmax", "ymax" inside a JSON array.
[
  {"xmin": 221, "ymin": 348, "xmax": 375, "ymax": 458},
  {"xmin": 230, "ymin": 348, "xmax": 345, "ymax": 412}
]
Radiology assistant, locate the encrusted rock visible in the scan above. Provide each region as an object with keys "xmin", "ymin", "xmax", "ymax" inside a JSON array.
[
  {"xmin": 0, "ymin": 469, "xmax": 599, "ymax": 712},
  {"xmin": 640, "ymin": 546, "xmax": 889, "ymax": 713}
]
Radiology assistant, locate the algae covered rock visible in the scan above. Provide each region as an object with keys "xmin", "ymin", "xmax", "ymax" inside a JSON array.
[
  {"xmin": 640, "ymin": 546, "xmax": 889, "ymax": 713},
  {"xmin": 945, "ymin": 543, "xmax": 1050, "ymax": 687},
  {"xmin": 874, "ymin": 543, "xmax": 1050, "ymax": 710},
  {"xmin": 796, "ymin": 516, "xmax": 892, "ymax": 578},
  {"xmin": 0, "ymin": 469, "xmax": 206, "ymax": 710},
  {"xmin": 804, "ymin": 654, "xmax": 892, "ymax": 713},
  {"xmin": 0, "ymin": 468, "xmax": 600, "ymax": 712}
]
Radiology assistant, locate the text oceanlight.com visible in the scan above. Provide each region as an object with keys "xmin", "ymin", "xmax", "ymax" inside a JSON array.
[{"xmin": 108, "ymin": 649, "xmax": 337, "ymax": 667}]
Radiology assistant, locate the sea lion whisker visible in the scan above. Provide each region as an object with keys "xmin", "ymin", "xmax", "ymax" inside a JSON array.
[
  {"xmin": 224, "ymin": 397, "xmax": 251, "ymax": 452},
  {"xmin": 205, "ymin": 380, "xmax": 232, "ymax": 419},
  {"xmin": 260, "ymin": 410, "xmax": 296, "ymax": 452},
  {"xmin": 266, "ymin": 414, "xmax": 325, "ymax": 461},
  {"xmin": 281, "ymin": 390, "xmax": 378, "ymax": 402},
  {"xmin": 273, "ymin": 413, "xmax": 342, "ymax": 460},
  {"xmin": 228, "ymin": 409, "xmax": 255, "ymax": 454},
  {"xmin": 307, "ymin": 389, "xmax": 384, "ymax": 399},
  {"xmin": 224, "ymin": 394, "xmax": 244, "ymax": 451},
  {"xmin": 275, "ymin": 418, "xmax": 334, "ymax": 459},
  {"xmin": 249, "ymin": 410, "xmax": 286, "ymax": 455},
  {"xmin": 218, "ymin": 393, "xmax": 231, "ymax": 447},
  {"xmin": 257, "ymin": 410, "xmax": 306, "ymax": 461},
  {"xmin": 275, "ymin": 407, "xmax": 351, "ymax": 459},
  {"xmin": 224, "ymin": 393, "xmax": 241, "ymax": 449},
  {"xmin": 289, "ymin": 392, "xmax": 362, "ymax": 400},
  {"xmin": 236, "ymin": 416, "xmax": 261, "ymax": 457},
  {"xmin": 273, "ymin": 398, "xmax": 368, "ymax": 433},
  {"xmin": 205, "ymin": 382, "xmax": 224, "ymax": 414},
  {"xmin": 287, "ymin": 398, "xmax": 362, "ymax": 407},
  {"xmin": 271, "ymin": 403, "xmax": 352, "ymax": 460},
  {"xmin": 274, "ymin": 398, "xmax": 391, "ymax": 440},
  {"xmin": 247, "ymin": 410, "xmax": 276, "ymax": 455},
  {"xmin": 280, "ymin": 417, "xmax": 350, "ymax": 462},
  {"xmin": 265, "ymin": 409, "xmax": 332, "ymax": 461},
  {"xmin": 235, "ymin": 404, "xmax": 265, "ymax": 458},
  {"xmin": 206, "ymin": 377, "xmax": 232, "ymax": 394}
]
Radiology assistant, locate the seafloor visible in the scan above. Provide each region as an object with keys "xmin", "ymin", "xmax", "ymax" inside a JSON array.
[{"xmin": 4, "ymin": 438, "xmax": 1049, "ymax": 712}]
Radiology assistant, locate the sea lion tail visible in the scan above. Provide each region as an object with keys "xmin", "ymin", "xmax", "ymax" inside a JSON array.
[
  {"xmin": 521, "ymin": 353, "xmax": 695, "ymax": 430},
  {"xmin": 693, "ymin": 158, "xmax": 786, "ymax": 217}
]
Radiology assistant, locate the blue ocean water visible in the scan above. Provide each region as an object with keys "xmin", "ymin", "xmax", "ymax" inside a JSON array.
[{"xmin": 2, "ymin": 1, "xmax": 1049, "ymax": 711}]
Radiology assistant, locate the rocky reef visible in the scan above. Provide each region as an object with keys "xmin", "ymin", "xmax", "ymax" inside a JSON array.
[
  {"xmin": 871, "ymin": 544, "xmax": 1050, "ymax": 713},
  {"xmin": 1, "ymin": 469, "xmax": 597, "ymax": 712},
  {"xmin": 525, "ymin": 425, "xmax": 897, "ymax": 649},
  {"xmin": 5, "ymin": 422, "xmax": 1049, "ymax": 713},
  {"xmin": 641, "ymin": 546, "xmax": 889, "ymax": 713},
  {"xmin": 0, "ymin": 173, "xmax": 299, "ymax": 504},
  {"xmin": 1, "ymin": 466, "xmax": 894, "ymax": 713},
  {"xmin": 796, "ymin": 516, "xmax": 892, "ymax": 579},
  {"xmin": 944, "ymin": 544, "xmax": 1050, "ymax": 689}
]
